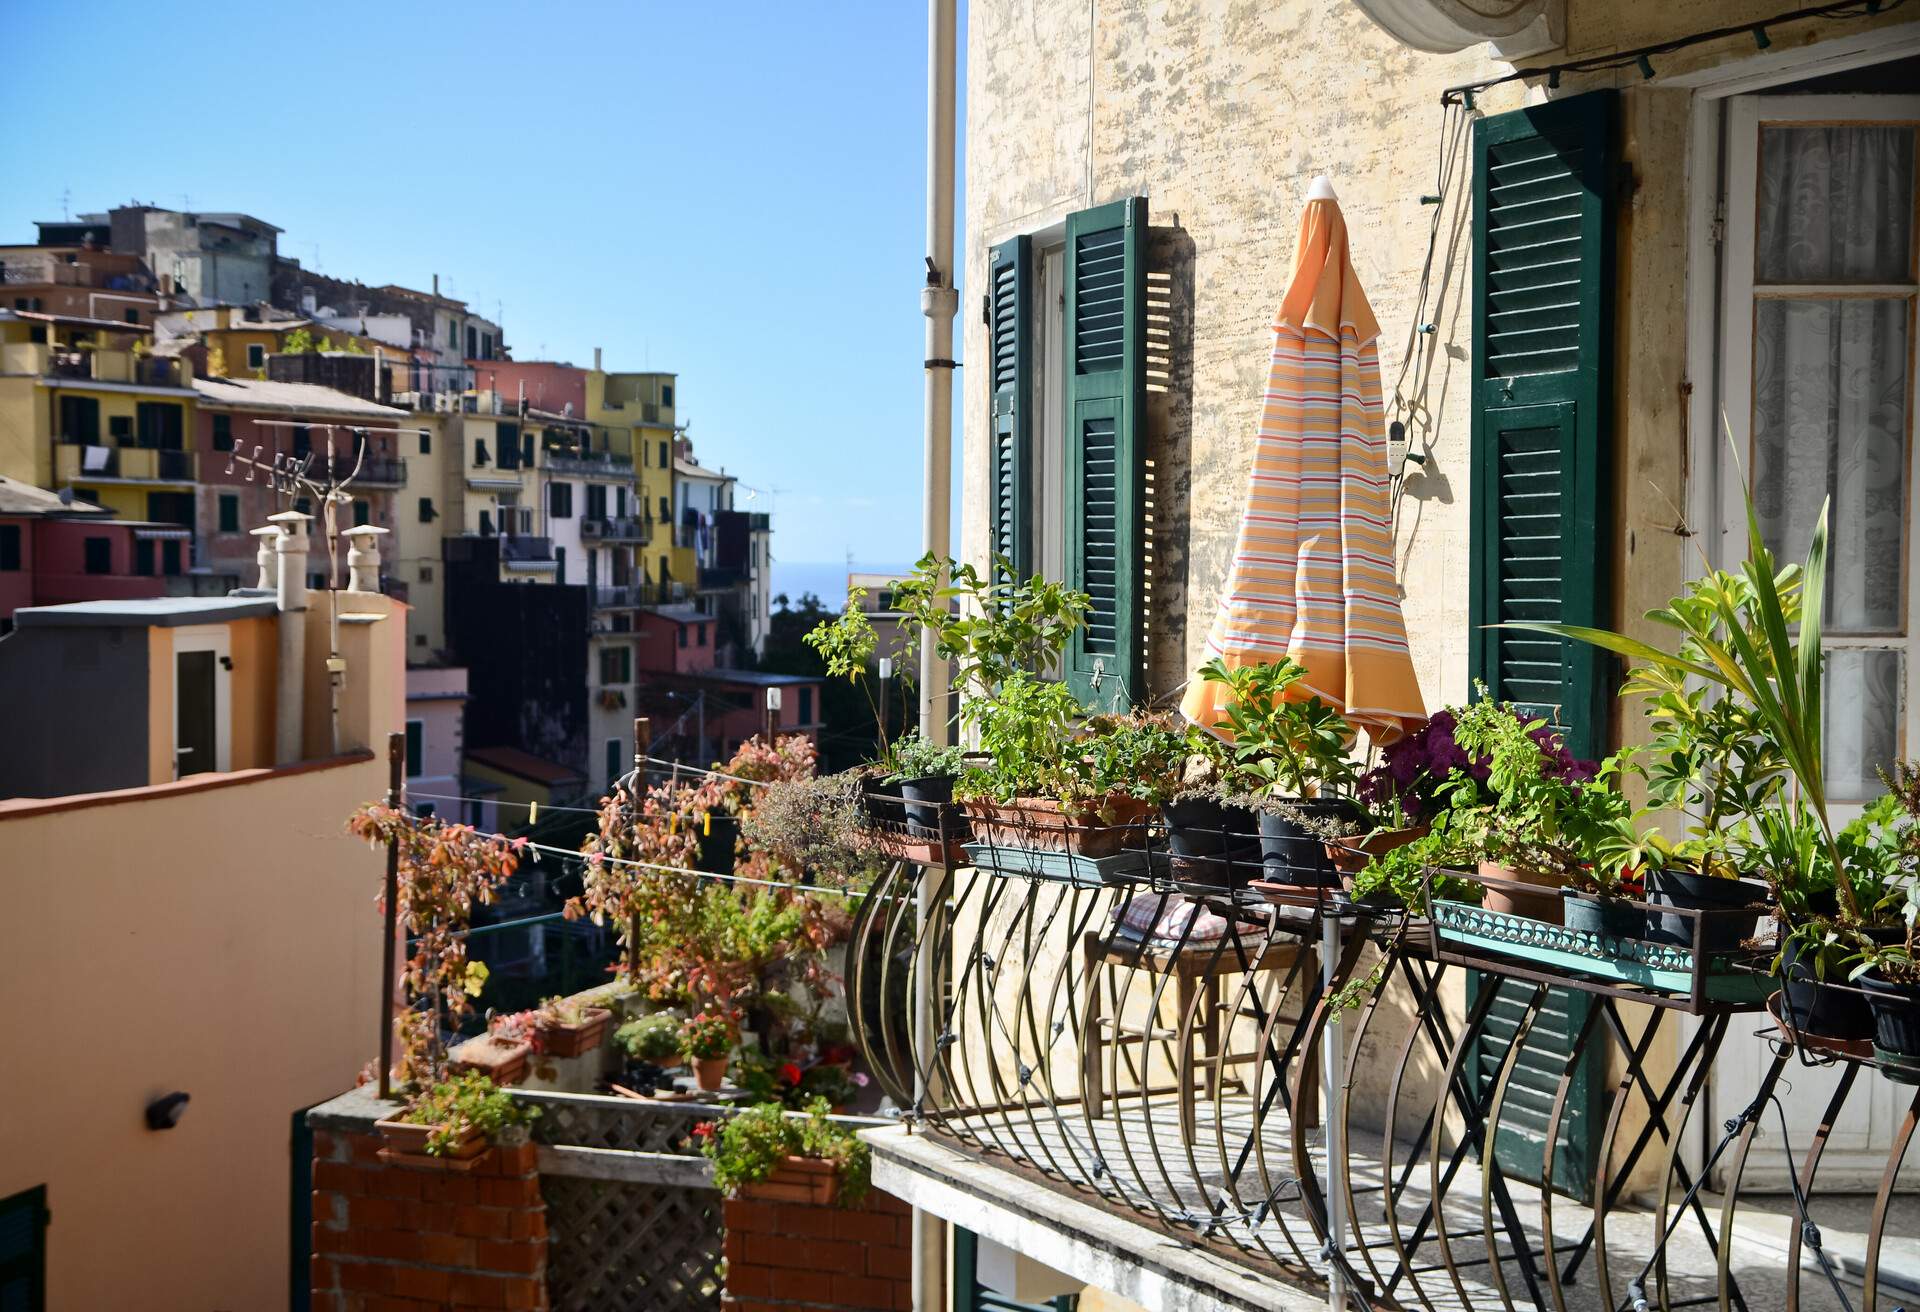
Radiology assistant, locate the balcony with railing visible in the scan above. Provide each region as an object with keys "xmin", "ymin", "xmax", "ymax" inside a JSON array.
[
  {"xmin": 544, "ymin": 447, "xmax": 635, "ymax": 477},
  {"xmin": 498, "ymin": 535, "xmax": 554, "ymax": 564},
  {"xmin": 42, "ymin": 350, "xmax": 184, "ymax": 388},
  {"xmin": 580, "ymin": 516, "xmax": 649, "ymax": 544},
  {"xmin": 846, "ymin": 802, "xmax": 1920, "ymax": 1312},
  {"xmin": 54, "ymin": 444, "xmax": 197, "ymax": 483},
  {"xmin": 306, "ymin": 452, "xmax": 408, "ymax": 487}
]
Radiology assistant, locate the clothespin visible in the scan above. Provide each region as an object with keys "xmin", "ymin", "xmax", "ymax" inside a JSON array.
[
  {"xmin": 703, "ymin": 811, "xmax": 712, "ymax": 837},
  {"xmin": 528, "ymin": 800, "xmax": 539, "ymax": 825}
]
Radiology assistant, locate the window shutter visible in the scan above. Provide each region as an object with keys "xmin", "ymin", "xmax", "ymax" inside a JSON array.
[
  {"xmin": 987, "ymin": 235, "xmax": 1032, "ymax": 583},
  {"xmin": 1469, "ymin": 90, "xmax": 1615, "ymax": 761},
  {"xmin": 1467, "ymin": 90, "xmax": 1615, "ymax": 1205},
  {"xmin": 1064, "ymin": 196, "xmax": 1147, "ymax": 711}
]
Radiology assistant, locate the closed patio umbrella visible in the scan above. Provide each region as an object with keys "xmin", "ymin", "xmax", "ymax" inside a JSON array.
[{"xmin": 1180, "ymin": 176, "xmax": 1426, "ymax": 743}]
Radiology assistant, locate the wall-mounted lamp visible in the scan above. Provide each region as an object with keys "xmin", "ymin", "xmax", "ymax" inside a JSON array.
[
  {"xmin": 145, "ymin": 1091, "xmax": 190, "ymax": 1131},
  {"xmin": 220, "ymin": 655, "xmax": 234, "ymax": 671}
]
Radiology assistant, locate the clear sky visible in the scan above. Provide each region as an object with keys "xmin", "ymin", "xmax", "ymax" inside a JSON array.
[{"xmin": 0, "ymin": 0, "xmax": 961, "ymax": 577}]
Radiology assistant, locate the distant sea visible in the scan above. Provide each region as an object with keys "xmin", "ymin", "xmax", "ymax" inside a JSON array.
[{"xmin": 772, "ymin": 560, "xmax": 914, "ymax": 608}]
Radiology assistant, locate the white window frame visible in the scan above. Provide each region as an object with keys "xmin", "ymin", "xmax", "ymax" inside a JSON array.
[
  {"xmin": 172, "ymin": 625, "xmax": 231, "ymax": 777},
  {"xmin": 1716, "ymin": 93, "xmax": 1920, "ymax": 807}
]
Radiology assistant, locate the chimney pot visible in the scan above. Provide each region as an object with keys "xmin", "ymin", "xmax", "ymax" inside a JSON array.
[{"xmin": 343, "ymin": 525, "xmax": 390, "ymax": 592}]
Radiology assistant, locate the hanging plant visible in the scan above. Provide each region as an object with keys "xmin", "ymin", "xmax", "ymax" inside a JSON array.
[{"xmin": 348, "ymin": 805, "xmax": 525, "ymax": 1087}]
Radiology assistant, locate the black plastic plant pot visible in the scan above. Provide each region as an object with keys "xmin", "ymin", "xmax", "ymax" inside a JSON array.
[
  {"xmin": 1780, "ymin": 936, "xmax": 1875, "ymax": 1042},
  {"xmin": 1860, "ymin": 972, "xmax": 1920, "ymax": 1059},
  {"xmin": 897, "ymin": 775, "xmax": 955, "ymax": 839},
  {"xmin": 1257, "ymin": 798, "xmax": 1357, "ymax": 887},
  {"xmin": 1562, "ymin": 889, "xmax": 1646, "ymax": 939},
  {"xmin": 1643, "ymin": 868, "xmax": 1767, "ymax": 952},
  {"xmin": 860, "ymin": 775, "xmax": 905, "ymax": 827},
  {"xmin": 697, "ymin": 814, "xmax": 741, "ymax": 874}
]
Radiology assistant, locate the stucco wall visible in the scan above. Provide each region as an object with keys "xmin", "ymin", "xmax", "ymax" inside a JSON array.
[{"xmin": 0, "ymin": 752, "xmax": 386, "ymax": 1311}]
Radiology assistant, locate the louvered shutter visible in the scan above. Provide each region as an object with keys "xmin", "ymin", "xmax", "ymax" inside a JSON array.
[
  {"xmin": 1469, "ymin": 89, "xmax": 1615, "ymax": 760},
  {"xmin": 1064, "ymin": 197, "xmax": 1147, "ymax": 711},
  {"xmin": 988, "ymin": 236, "xmax": 1032, "ymax": 583},
  {"xmin": 1467, "ymin": 90, "xmax": 1615, "ymax": 1203}
]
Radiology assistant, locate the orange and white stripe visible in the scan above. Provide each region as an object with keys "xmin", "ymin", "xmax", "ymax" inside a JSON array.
[{"xmin": 1181, "ymin": 185, "xmax": 1427, "ymax": 743}]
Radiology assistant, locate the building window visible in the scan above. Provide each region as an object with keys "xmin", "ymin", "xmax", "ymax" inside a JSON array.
[
  {"xmin": 799, "ymin": 687, "xmax": 813, "ymax": 725},
  {"xmin": 662, "ymin": 384, "xmax": 674, "ymax": 408},
  {"xmin": 124, "ymin": 308, "xmax": 139, "ymax": 324},
  {"xmin": 218, "ymin": 493, "xmax": 240, "ymax": 533},
  {"xmin": 109, "ymin": 414, "xmax": 132, "ymax": 446},
  {"xmin": 605, "ymin": 738, "xmax": 623, "ymax": 789},
  {"xmin": 473, "ymin": 438, "xmax": 490, "ymax": 467},
  {"xmin": 658, "ymin": 496, "xmax": 671, "ymax": 521},
  {"xmin": 0, "ymin": 524, "xmax": 20, "ymax": 571},
  {"xmin": 659, "ymin": 440, "xmax": 669, "ymax": 467},
  {"xmin": 599, "ymin": 644, "xmax": 631, "ymax": 685},
  {"xmin": 466, "ymin": 326, "xmax": 478, "ymax": 359},
  {"xmin": 696, "ymin": 623, "xmax": 707, "ymax": 647},
  {"xmin": 353, "ymin": 500, "xmax": 370, "ymax": 527},
  {"xmin": 83, "ymin": 536, "xmax": 111, "ymax": 574},
  {"xmin": 585, "ymin": 484, "xmax": 607, "ymax": 519},
  {"xmin": 419, "ymin": 564, "xmax": 434, "ymax": 583},
  {"xmin": 211, "ymin": 413, "xmax": 233, "ymax": 452},
  {"xmin": 291, "ymin": 425, "xmax": 311, "ymax": 459},
  {"xmin": 0, "ymin": 1185, "xmax": 48, "ymax": 1309},
  {"xmin": 162, "ymin": 540, "xmax": 182, "ymax": 576},
  {"xmin": 246, "ymin": 343, "xmax": 265, "ymax": 370},
  {"xmin": 418, "ymin": 497, "xmax": 436, "ymax": 523},
  {"xmin": 549, "ymin": 482, "xmax": 574, "ymax": 519},
  {"xmin": 405, "ymin": 719, "xmax": 424, "ymax": 778},
  {"xmin": 677, "ymin": 625, "xmax": 688, "ymax": 650},
  {"xmin": 418, "ymin": 428, "xmax": 431, "ymax": 455},
  {"xmin": 136, "ymin": 401, "xmax": 185, "ymax": 450},
  {"xmin": 616, "ymin": 486, "xmax": 628, "ymax": 517},
  {"xmin": 58, "ymin": 395, "xmax": 100, "ymax": 444},
  {"xmin": 134, "ymin": 539, "xmax": 155, "ymax": 576},
  {"xmin": 449, "ymin": 319, "xmax": 460, "ymax": 349}
]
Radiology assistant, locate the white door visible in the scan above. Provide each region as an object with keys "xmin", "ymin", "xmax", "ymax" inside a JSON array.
[{"xmin": 1710, "ymin": 92, "xmax": 1920, "ymax": 1189}]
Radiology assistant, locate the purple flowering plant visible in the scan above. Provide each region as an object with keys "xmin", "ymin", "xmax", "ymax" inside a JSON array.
[{"xmin": 1359, "ymin": 705, "xmax": 1596, "ymax": 826}]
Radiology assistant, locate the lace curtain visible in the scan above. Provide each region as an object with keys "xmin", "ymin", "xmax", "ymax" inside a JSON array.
[{"xmin": 1749, "ymin": 123, "xmax": 1916, "ymax": 798}]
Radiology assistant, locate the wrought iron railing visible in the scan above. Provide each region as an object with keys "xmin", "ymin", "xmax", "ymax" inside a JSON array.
[
  {"xmin": 845, "ymin": 798, "xmax": 1920, "ymax": 1311},
  {"xmin": 582, "ymin": 516, "xmax": 649, "ymax": 544},
  {"xmin": 500, "ymin": 535, "xmax": 554, "ymax": 563}
]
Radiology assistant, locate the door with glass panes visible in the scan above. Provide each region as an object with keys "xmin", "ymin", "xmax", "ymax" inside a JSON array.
[{"xmin": 1712, "ymin": 92, "xmax": 1920, "ymax": 1187}]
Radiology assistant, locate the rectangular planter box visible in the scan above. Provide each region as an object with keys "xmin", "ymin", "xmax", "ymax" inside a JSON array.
[
  {"xmin": 1430, "ymin": 899, "xmax": 1775, "ymax": 1006},
  {"xmin": 449, "ymin": 1035, "xmax": 532, "ymax": 1086},
  {"xmin": 740, "ymin": 1155, "xmax": 839, "ymax": 1206},
  {"xmin": 374, "ymin": 1116, "xmax": 487, "ymax": 1161},
  {"xmin": 536, "ymin": 1006, "xmax": 612, "ymax": 1058},
  {"xmin": 962, "ymin": 796, "xmax": 1150, "ymax": 859}
]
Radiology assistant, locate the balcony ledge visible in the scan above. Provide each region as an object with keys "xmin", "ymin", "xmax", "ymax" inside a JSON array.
[{"xmin": 864, "ymin": 1126, "xmax": 1324, "ymax": 1312}]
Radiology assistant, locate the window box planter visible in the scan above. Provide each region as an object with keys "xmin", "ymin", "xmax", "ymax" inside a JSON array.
[
  {"xmin": 739, "ymin": 1155, "xmax": 839, "ymax": 1206},
  {"xmin": 962, "ymin": 841, "xmax": 1161, "ymax": 889},
  {"xmin": 536, "ymin": 1006, "xmax": 613, "ymax": 1058},
  {"xmin": 1322, "ymin": 823, "xmax": 1429, "ymax": 876},
  {"xmin": 1430, "ymin": 899, "xmax": 1774, "ymax": 1004},
  {"xmin": 1561, "ymin": 888, "xmax": 1647, "ymax": 939},
  {"xmin": 962, "ymin": 795, "xmax": 1151, "ymax": 858},
  {"xmin": 374, "ymin": 1116, "xmax": 487, "ymax": 1163},
  {"xmin": 448, "ymin": 1034, "xmax": 533, "ymax": 1086}
]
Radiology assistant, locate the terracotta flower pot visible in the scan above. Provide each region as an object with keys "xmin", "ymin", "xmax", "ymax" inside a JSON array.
[
  {"xmin": 1324, "ymin": 824, "xmax": 1430, "ymax": 875},
  {"xmin": 374, "ymin": 1116, "xmax": 486, "ymax": 1161},
  {"xmin": 741, "ymin": 1155, "xmax": 839, "ymax": 1205},
  {"xmin": 692, "ymin": 1055, "xmax": 729, "ymax": 1091},
  {"xmin": 449, "ymin": 1034, "xmax": 532, "ymax": 1086},
  {"xmin": 1479, "ymin": 859, "xmax": 1563, "ymax": 924},
  {"xmin": 963, "ymin": 795, "xmax": 1151, "ymax": 857},
  {"xmin": 535, "ymin": 1006, "xmax": 612, "ymax": 1058}
]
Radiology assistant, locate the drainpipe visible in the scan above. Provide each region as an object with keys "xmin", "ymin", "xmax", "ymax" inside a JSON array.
[
  {"xmin": 269, "ymin": 510, "xmax": 312, "ymax": 765},
  {"xmin": 915, "ymin": 2, "xmax": 958, "ymax": 1310}
]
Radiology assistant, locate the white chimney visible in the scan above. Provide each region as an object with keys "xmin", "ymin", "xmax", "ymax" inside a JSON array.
[
  {"xmin": 250, "ymin": 526, "xmax": 282, "ymax": 590},
  {"xmin": 268, "ymin": 510, "xmax": 312, "ymax": 765},
  {"xmin": 594, "ymin": 346, "xmax": 603, "ymax": 372},
  {"xmin": 343, "ymin": 525, "xmax": 389, "ymax": 593}
]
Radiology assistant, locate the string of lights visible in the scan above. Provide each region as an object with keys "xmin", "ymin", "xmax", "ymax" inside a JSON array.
[{"xmin": 1440, "ymin": 0, "xmax": 1907, "ymax": 106}]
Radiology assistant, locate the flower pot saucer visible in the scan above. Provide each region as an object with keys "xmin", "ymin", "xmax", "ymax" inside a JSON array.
[
  {"xmin": 1766, "ymin": 992, "xmax": 1875, "ymax": 1060},
  {"xmin": 1873, "ymin": 1045, "xmax": 1920, "ymax": 1084}
]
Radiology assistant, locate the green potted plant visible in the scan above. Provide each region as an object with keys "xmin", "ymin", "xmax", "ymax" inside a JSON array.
[
  {"xmin": 883, "ymin": 729, "xmax": 969, "ymax": 838},
  {"xmin": 376, "ymin": 1071, "xmax": 540, "ymax": 1161},
  {"xmin": 681, "ymin": 1012, "xmax": 737, "ymax": 1092},
  {"xmin": 1196, "ymin": 656, "xmax": 1357, "ymax": 888},
  {"xmin": 534, "ymin": 994, "xmax": 614, "ymax": 1059},
  {"xmin": 694, "ymin": 1098, "xmax": 871, "ymax": 1206},
  {"xmin": 616, "ymin": 1011, "xmax": 684, "ymax": 1066}
]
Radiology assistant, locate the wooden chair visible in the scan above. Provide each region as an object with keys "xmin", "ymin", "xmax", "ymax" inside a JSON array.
[{"xmin": 1078, "ymin": 923, "xmax": 1308, "ymax": 1142}]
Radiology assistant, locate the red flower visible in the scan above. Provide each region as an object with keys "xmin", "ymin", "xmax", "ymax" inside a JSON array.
[
  {"xmin": 691, "ymin": 1121, "xmax": 717, "ymax": 1139},
  {"xmin": 780, "ymin": 1063, "xmax": 803, "ymax": 1086}
]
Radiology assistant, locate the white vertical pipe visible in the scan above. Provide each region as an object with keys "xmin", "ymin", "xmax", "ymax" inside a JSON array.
[{"xmin": 916, "ymin": 2, "xmax": 958, "ymax": 1310}]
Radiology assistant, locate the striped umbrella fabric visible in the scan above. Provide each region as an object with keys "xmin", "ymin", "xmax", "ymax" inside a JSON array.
[{"xmin": 1180, "ymin": 178, "xmax": 1427, "ymax": 743}]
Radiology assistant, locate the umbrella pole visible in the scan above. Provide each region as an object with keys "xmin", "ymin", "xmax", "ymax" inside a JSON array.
[{"xmin": 1322, "ymin": 907, "xmax": 1348, "ymax": 1311}]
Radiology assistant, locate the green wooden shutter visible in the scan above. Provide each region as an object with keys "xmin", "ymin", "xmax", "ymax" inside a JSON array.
[
  {"xmin": 1469, "ymin": 89, "xmax": 1615, "ymax": 760},
  {"xmin": 0, "ymin": 1185, "xmax": 48, "ymax": 1312},
  {"xmin": 1064, "ymin": 197, "xmax": 1147, "ymax": 711},
  {"xmin": 988, "ymin": 236, "xmax": 1033, "ymax": 583},
  {"xmin": 1467, "ymin": 90, "xmax": 1616, "ymax": 1203},
  {"xmin": 952, "ymin": 1227, "xmax": 1078, "ymax": 1312}
]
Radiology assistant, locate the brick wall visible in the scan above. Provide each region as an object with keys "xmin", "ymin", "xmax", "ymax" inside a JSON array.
[
  {"xmin": 310, "ymin": 1126, "xmax": 550, "ymax": 1312},
  {"xmin": 722, "ymin": 1187, "xmax": 912, "ymax": 1312}
]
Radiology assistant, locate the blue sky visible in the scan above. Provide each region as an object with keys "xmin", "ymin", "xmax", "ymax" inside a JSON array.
[{"xmin": 0, "ymin": 1, "xmax": 961, "ymax": 580}]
